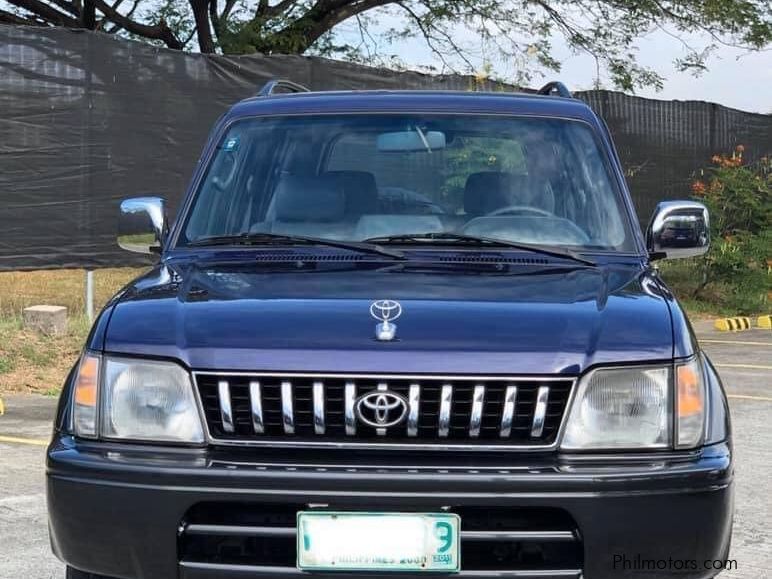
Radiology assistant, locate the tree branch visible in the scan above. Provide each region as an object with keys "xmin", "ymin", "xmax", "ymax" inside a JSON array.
[
  {"xmin": 92, "ymin": 0, "xmax": 183, "ymax": 48},
  {"xmin": 46, "ymin": 0, "xmax": 80, "ymax": 17},
  {"xmin": 396, "ymin": 1, "xmax": 475, "ymax": 71},
  {"xmin": 272, "ymin": 0, "xmax": 396, "ymax": 51},
  {"xmin": 262, "ymin": 0, "xmax": 297, "ymax": 18},
  {"xmin": 103, "ymin": 0, "xmax": 138, "ymax": 32},
  {"xmin": 0, "ymin": 7, "xmax": 43, "ymax": 25},
  {"xmin": 6, "ymin": 0, "xmax": 80, "ymax": 26},
  {"xmin": 95, "ymin": 0, "xmax": 124, "ymax": 29}
]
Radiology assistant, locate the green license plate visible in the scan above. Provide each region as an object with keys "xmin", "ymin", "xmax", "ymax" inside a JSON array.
[{"xmin": 297, "ymin": 511, "xmax": 460, "ymax": 572}]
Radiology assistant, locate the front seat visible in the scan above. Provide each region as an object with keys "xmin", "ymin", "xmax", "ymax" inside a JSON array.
[{"xmin": 265, "ymin": 174, "xmax": 349, "ymax": 238}]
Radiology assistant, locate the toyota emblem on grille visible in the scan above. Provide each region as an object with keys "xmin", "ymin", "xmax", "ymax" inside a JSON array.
[
  {"xmin": 355, "ymin": 390, "xmax": 408, "ymax": 428},
  {"xmin": 370, "ymin": 299, "xmax": 402, "ymax": 341}
]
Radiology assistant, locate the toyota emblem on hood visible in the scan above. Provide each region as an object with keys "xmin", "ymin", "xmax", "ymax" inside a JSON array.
[{"xmin": 370, "ymin": 299, "xmax": 402, "ymax": 341}]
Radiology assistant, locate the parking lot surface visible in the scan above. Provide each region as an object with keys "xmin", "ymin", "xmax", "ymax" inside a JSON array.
[{"xmin": 0, "ymin": 321, "xmax": 769, "ymax": 579}]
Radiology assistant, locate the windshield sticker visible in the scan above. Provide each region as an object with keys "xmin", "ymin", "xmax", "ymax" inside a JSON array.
[{"xmin": 223, "ymin": 137, "xmax": 239, "ymax": 151}]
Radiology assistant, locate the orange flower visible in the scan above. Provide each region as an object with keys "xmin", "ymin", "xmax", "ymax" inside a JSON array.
[
  {"xmin": 711, "ymin": 155, "xmax": 723, "ymax": 164},
  {"xmin": 691, "ymin": 180, "xmax": 706, "ymax": 195}
]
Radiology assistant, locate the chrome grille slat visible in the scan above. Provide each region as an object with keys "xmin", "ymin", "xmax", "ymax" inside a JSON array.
[
  {"xmin": 500, "ymin": 385, "xmax": 517, "ymax": 438},
  {"xmin": 312, "ymin": 381, "xmax": 325, "ymax": 435},
  {"xmin": 344, "ymin": 381, "xmax": 356, "ymax": 436},
  {"xmin": 195, "ymin": 373, "xmax": 573, "ymax": 449},
  {"xmin": 281, "ymin": 381, "xmax": 294, "ymax": 434},
  {"xmin": 407, "ymin": 383, "xmax": 420, "ymax": 437},
  {"xmin": 438, "ymin": 384, "xmax": 453, "ymax": 438},
  {"xmin": 531, "ymin": 386, "xmax": 550, "ymax": 438},
  {"xmin": 248, "ymin": 381, "xmax": 264, "ymax": 434},
  {"xmin": 469, "ymin": 384, "xmax": 485, "ymax": 438},
  {"xmin": 375, "ymin": 382, "xmax": 389, "ymax": 436},
  {"xmin": 217, "ymin": 380, "xmax": 235, "ymax": 433}
]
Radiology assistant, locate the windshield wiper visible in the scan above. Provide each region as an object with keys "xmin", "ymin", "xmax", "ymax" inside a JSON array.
[
  {"xmin": 188, "ymin": 232, "xmax": 405, "ymax": 260},
  {"xmin": 364, "ymin": 232, "xmax": 595, "ymax": 266}
]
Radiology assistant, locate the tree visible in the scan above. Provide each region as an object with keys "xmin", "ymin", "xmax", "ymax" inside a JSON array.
[{"xmin": 1, "ymin": 0, "xmax": 770, "ymax": 90}]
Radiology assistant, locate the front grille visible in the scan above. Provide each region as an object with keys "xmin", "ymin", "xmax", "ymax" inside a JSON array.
[
  {"xmin": 178, "ymin": 502, "xmax": 583, "ymax": 578},
  {"xmin": 195, "ymin": 373, "xmax": 574, "ymax": 448}
]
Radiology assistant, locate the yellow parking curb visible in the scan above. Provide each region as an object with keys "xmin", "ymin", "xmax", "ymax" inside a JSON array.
[
  {"xmin": 715, "ymin": 363, "xmax": 772, "ymax": 370},
  {"xmin": 728, "ymin": 394, "xmax": 772, "ymax": 402},
  {"xmin": 701, "ymin": 339, "xmax": 772, "ymax": 346},
  {"xmin": 758, "ymin": 315, "xmax": 772, "ymax": 330},
  {"xmin": 714, "ymin": 317, "xmax": 752, "ymax": 332},
  {"xmin": 0, "ymin": 434, "xmax": 48, "ymax": 447}
]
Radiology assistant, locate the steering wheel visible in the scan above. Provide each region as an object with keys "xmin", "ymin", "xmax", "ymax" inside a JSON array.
[{"xmin": 486, "ymin": 205, "xmax": 556, "ymax": 218}]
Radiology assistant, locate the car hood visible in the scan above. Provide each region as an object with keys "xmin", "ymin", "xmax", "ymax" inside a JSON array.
[{"xmin": 104, "ymin": 257, "xmax": 674, "ymax": 375}]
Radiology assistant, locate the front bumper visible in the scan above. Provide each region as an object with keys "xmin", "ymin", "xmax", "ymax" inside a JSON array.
[{"xmin": 47, "ymin": 435, "xmax": 733, "ymax": 579}]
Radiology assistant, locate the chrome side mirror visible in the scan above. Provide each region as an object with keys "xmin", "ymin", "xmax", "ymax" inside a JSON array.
[
  {"xmin": 646, "ymin": 201, "xmax": 710, "ymax": 260},
  {"xmin": 118, "ymin": 197, "xmax": 168, "ymax": 254}
]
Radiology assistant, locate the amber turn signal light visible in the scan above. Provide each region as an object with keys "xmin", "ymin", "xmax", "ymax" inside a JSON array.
[
  {"xmin": 677, "ymin": 364, "xmax": 703, "ymax": 417},
  {"xmin": 75, "ymin": 354, "xmax": 99, "ymax": 407},
  {"xmin": 676, "ymin": 360, "xmax": 705, "ymax": 448},
  {"xmin": 73, "ymin": 353, "xmax": 100, "ymax": 437}
]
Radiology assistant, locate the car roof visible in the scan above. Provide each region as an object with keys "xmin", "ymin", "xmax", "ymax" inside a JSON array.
[{"xmin": 227, "ymin": 90, "xmax": 600, "ymax": 123}]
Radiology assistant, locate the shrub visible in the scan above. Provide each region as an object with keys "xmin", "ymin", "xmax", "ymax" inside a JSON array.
[{"xmin": 661, "ymin": 147, "xmax": 771, "ymax": 314}]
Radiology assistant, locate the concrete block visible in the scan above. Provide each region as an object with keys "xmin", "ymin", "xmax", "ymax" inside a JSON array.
[{"xmin": 22, "ymin": 305, "xmax": 68, "ymax": 336}]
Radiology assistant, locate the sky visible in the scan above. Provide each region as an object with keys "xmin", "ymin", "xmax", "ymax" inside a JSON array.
[{"xmin": 335, "ymin": 15, "xmax": 772, "ymax": 114}]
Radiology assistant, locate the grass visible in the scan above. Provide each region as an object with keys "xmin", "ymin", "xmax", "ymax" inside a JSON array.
[
  {"xmin": 0, "ymin": 267, "xmax": 144, "ymax": 317},
  {"xmin": 657, "ymin": 260, "xmax": 769, "ymax": 317},
  {"xmin": 0, "ymin": 315, "xmax": 91, "ymax": 394},
  {"xmin": 0, "ymin": 268, "xmax": 145, "ymax": 394}
]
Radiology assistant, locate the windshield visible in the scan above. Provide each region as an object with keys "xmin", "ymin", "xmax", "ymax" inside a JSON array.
[{"xmin": 180, "ymin": 114, "xmax": 634, "ymax": 252}]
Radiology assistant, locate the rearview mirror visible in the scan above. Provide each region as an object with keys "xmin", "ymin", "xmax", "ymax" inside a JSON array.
[
  {"xmin": 377, "ymin": 130, "xmax": 446, "ymax": 152},
  {"xmin": 646, "ymin": 200, "xmax": 710, "ymax": 260},
  {"xmin": 118, "ymin": 197, "xmax": 168, "ymax": 254}
]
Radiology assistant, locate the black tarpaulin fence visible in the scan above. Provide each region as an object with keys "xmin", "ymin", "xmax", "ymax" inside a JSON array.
[{"xmin": 1, "ymin": 24, "xmax": 770, "ymax": 271}]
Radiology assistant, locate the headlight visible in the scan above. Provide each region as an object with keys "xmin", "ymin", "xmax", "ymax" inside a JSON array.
[
  {"xmin": 72, "ymin": 354, "xmax": 204, "ymax": 444},
  {"xmin": 560, "ymin": 361, "xmax": 705, "ymax": 451},
  {"xmin": 561, "ymin": 366, "xmax": 671, "ymax": 450}
]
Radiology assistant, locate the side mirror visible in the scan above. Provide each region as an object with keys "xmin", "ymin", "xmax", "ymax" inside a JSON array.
[
  {"xmin": 646, "ymin": 201, "xmax": 710, "ymax": 260},
  {"xmin": 118, "ymin": 197, "xmax": 168, "ymax": 254}
]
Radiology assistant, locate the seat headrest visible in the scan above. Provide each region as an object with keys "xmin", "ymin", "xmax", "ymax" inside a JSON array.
[
  {"xmin": 323, "ymin": 171, "xmax": 378, "ymax": 215},
  {"xmin": 274, "ymin": 175, "xmax": 345, "ymax": 222}
]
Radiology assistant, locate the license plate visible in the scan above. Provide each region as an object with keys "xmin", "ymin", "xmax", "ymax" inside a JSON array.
[{"xmin": 297, "ymin": 511, "xmax": 460, "ymax": 572}]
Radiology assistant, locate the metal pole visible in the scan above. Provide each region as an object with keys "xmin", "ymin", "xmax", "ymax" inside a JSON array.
[{"xmin": 86, "ymin": 270, "xmax": 94, "ymax": 322}]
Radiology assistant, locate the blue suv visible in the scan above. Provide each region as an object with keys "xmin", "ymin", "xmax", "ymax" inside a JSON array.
[{"xmin": 49, "ymin": 80, "xmax": 732, "ymax": 579}]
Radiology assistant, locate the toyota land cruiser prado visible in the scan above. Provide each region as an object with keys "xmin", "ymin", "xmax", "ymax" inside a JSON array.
[{"xmin": 48, "ymin": 81, "xmax": 733, "ymax": 579}]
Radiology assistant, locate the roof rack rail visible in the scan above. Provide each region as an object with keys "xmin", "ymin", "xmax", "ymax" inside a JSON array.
[
  {"xmin": 537, "ymin": 81, "xmax": 573, "ymax": 98},
  {"xmin": 258, "ymin": 79, "xmax": 311, "ymax": 97}
]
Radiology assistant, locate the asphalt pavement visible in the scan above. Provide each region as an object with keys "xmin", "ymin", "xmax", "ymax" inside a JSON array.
[{"xmin": 0, "ymin": 321, "xmax": 769, "ymax": 578}]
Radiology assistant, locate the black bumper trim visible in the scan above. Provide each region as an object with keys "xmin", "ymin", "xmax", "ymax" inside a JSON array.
[
  {"xmin": 184, "ymin": 524, "xmax": 576, "ymax": 542},
  {"xmin": 179, "ymin": 561, "xmax": 583, "ymax": 578}
]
